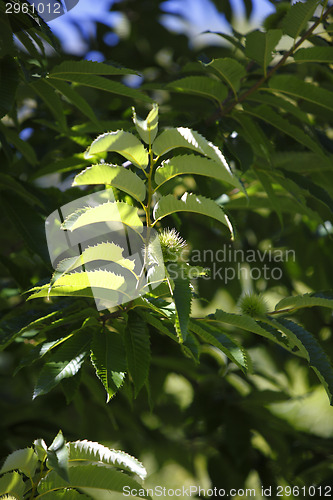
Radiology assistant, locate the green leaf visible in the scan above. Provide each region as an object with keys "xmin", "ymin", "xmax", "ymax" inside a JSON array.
[
  {"xmin": 255, "ymin": 169, "xmax": 283, "ymax": 226},
  {"xmin": 0, "ymin": 303, "xmax": 58, "ymax": 353},
  {"xmin": 294, "ymin": 46, "xmax": 333, "ymax": 63},
  {"xmin": 47, "ymin": 430, "xmax": 69, "ymax": 483},
  {"xmin": 203, "ymin": 57, "xmax": 246, "ymax": 96},
  {"xmin": 0, "ymin": 448, "xmax": 38, "ymax": 478},
  {"xmin": 214, "ymin": 309, "xmax": 290, "ymax": 350},
  {"xmin": 0, "ymin": 56, "xmax": 19, "ymax": 119},
  {"xmin": 247, "ymin": 90, "xmax": 310, "ymax": 123},
  {"xmin": 242, "ymin": 105, "xmax": 323, "ymax": 155},
  {"xmin": 38, "ymin": 465, "xmax": 151, "ymax": 498},
  {"xmin": 0, "ymin": 472, "xmax": 25, "ymax": 500},
  {"xmin": 274, "ymin": 318, "xmax": 333, "ymax": 404},
  {"xmin": 275, "ymin": 291, "xmax": 333, "ymax": 312},
  {"xmin": 166, "ymin": 76, "xmax": 228, "ymax": 104},
  {"xmin": 132, "ymin": 103, "xmax": 159, "ymax": 144},
  {"xmin": 282, "ymin": 0, "xmax": 319, "ymax": 39},
  {"xmin": 51, "ymin": 242, "xmax": 137, "ymax": 289},
  {"xmin": 31, "ymin": 153, "xmax": 92, "ymax": 179},
  {"xmin": 139, "ymin": 311, "xmax": 177, "ymax": 341},
  {"xmin": 68, "ymin": 439, "xmax": 147, "ymax": 479},
  {"xmin": 15, "ymin": 29, "xmax": 45, "ymax": 60},
  {"xmin": 91, "ymin": 330, "xmax": 127, "ymax": 402},
  {"xmin": 34, "ymin": 439, "xmax": 48, "ymax": 462},
  {"xmin": 47, "ymin": 79, "xmax": 98, "ymax": 123},
  {"xmin": 152, "ymin": 127, "xmax": 231, "ymax": 171},
  {"xmin": 232, "ymin": 112, "xmax": 273, "ymax": 161},
  {"xmin": 182, "ymin": 331, "xmax": 200, "ymax": 362},
  {"xmin": 85, "ymin": 130, "xmax": 148, "ymax": 168},
  {"xmin": 172, "ymin": 270, "xmax": 191, "ymax": 342},
  {"xmin": 61, "ymin": 371, "xmax": 82, "ymax": 404},
  {"xmin": 154, "ymin": 154, "xmax": 243, "ymax": 191},
  {"xmin": 30, "ymin": 79, "xmax": 67, "ymax": 131},
  {"xmin": 61, "ymin": 201, "xmax": 143, "ymax": 232},
  {"xmin": 245, "ymin": 29, "xmax": 282, "ymax": 71},
  {"xmin": 189, "ymin": 320, "xmax": 250, "ymax": 373},
  {"xmin": 0, "ymin": 123, "xmax": 38, "ymax": 165},
  {"xmin": 73, "ymin": 164, "xmax": 146, "ymax": 201},
  {"xmin": 28, "ymin": 270, "xmax": 128, "ymax": 302},
  {"xmin": 270, "ymin": 151, "xmax": 332, "ymax": 173},
  {"xmin": 16, "ymin": 336, "xmax": 76, "ymax": 375},
  {"xmin": 268, "ymin": 75, "xmax": 333, "ymax": 112},
  {"xmin": 49, "ymin": 73, "xmax": 152, "ymax": 103},
  {"xmin": 153, "ymin": 193, "xmax": 234, "ymax": 237},
  {"xmin": 224, "ymin": 193, "xmax": 321, "ymax": 218},
  {"xmin": 49, "ymin": 60, "xmax": 138, "ymax": 77},
  {"xmin": 33, "ymin": 330, "xmax": 92, "ymax": 398},
  {"xmin": 125, "ymin": 312, "xmax": 150, "ymax": 397},
  {"xmin": 279, "ymin": 169, "xmax": 333, "ymax": 214},
  {"xmin": 38, "ymin": 490, "xmax": 90, "ymax": 499}
]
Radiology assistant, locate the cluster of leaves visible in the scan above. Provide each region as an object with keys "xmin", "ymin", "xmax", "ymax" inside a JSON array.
[
  {"xmin": 5, "ymin": 105, "xmax": 241, "ymax": 400},
  {"xmin": 165, "ymin": 0, "xmax": 333, "ymax": 229},
  {"xmin": 0, "ymin": 430, "xmax": 148, "ymax": 499},
  {"xmin": 1, "ymin": 103, "xmax": 332, "ymax": 408}
]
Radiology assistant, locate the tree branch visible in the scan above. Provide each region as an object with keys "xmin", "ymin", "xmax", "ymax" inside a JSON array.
[{"xmin": 207, "ymin": 4, "xmax": 333, "ymax": 124}]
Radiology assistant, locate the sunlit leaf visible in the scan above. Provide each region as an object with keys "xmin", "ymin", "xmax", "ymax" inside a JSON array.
[
  {"xmin": 152, "ymin": 127, "xmax": 231, "ymax": 173},
  {"xmin": 0, "ymin": 472, "xmax": 25, "ymax": 500},
  {"xmin": 61, "ymin": 201, "xmax": 143, "ymax": 232},
  {"xmin": 73, "ymin": 163, "xmax": 146, "ymax": 201},
  {"xmin": 0, "ymin": 448, "xmax": 38, "ymax": 478},
  {"xmin": 153, "ymin": 193, "xmax": 234, "ymax": 237},
  {"xmin": 154, "ymin": 154, "xmax": 243, "ymax": 191},
  {"xmin": 132, "ymin": 103, "xmax": 159, "ymax": 144},
  {"xmin": 28, "ymin": 270, "xmax": 128, "ymax": 301},
  {"xmin": 68, "ymin": 439, "xmax": 147, "ymax": 479},
  {"xmin": 85, "ymin": 130, "xmax": 148, "ymax": 168},
  {"xmin": 47, "ymin": 430, "xmax": 69, "ymax": 483},
  {"xmin": 37, "ymin": 465, "xmax": 151, "ymax": 498}
]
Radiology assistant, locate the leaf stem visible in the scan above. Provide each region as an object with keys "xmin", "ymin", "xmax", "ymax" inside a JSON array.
[{"xmin": 146, "ymin": 147, "xmax": 155, "ymax": 228}]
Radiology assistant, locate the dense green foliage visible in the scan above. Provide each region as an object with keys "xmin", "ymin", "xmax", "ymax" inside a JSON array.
[
  {"xmin": 0, "ymin": 430, "xmax": 148, "ymax": 498},
  {"xmin": 1, "ymin": 0, "xmax": 333, "ymax": 496}
]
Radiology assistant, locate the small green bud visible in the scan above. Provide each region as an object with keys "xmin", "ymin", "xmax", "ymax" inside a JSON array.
[
  {"xmin": 239, "ymin": 293, "xmax": 268, "ymax": 318},
  {"xmin": 159, "ymin": 228, "xmax": 187, "ymax": 262}
]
